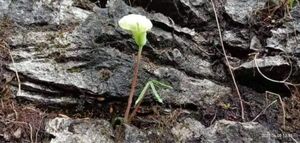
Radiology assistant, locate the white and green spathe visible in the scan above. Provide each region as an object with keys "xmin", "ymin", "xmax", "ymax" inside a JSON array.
[{"xmin": 118, "ymin": 14, "xmax": 153, "ymax": 48}]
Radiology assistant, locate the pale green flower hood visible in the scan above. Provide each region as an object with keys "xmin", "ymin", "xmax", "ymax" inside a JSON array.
[{"xmin": 118, "ymin": 14, "xmax": 153, "ymax": 48}]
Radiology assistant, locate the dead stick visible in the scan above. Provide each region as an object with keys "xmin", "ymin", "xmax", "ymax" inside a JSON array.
[
  {"xmin": 252, "ymin": 100, "xmax": 277, "ymax": 122},
  {"xmin": 210, "ymin": 0, "xmax": 245, "ymax": 121},
  {"xmin": 0, "ymin": 41, "xmax": 21, "ymax": 96}
]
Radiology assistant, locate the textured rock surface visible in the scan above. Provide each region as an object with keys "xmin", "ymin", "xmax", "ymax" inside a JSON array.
[
  {"xmin": 266, "ymin": 6, "xmax": 300, "ymax": 54},
  {"xmin": 131, "ymin": 0, "xmax": 215, "ymax": 31},
  {"xmin": 154, "ymin": 67, "xmax": 231, "ymax": 106},
  {"xmin": 171, "ymin": 118, "xmax": 205, "ymax": 142},
  {"xmin": 249, "ymin": 35, "xmax": 263, "ymax": 51},
  {"xmin": 266, "ymin": 28, "xmax": 299, "ymax": 53},
  {"xmin": 0, "ymin": 0, "xmax": 11, "ymax": 18},
  {"xmin": 223, "ymin": 29, "xmax": 250, "ymax": 50},
  {"xmin": 124, "ymin": 124, "xmax": 149, "ymax": 143},
  {"xmin": 234, "ymin": 56, "xmax": 291, "ymax": 93},
  {"xmin": 225, "ymin": 0, "xmax": 267, "ymax": 24},
  {"xmin": 289, "ymin": 5, "xmax": 300, "ymax": 32},
  {"xmin": 171, "ymin": 118, "xmax": 276, "ymax": 142},
  {"xmin": 203, "ymin": 120, "xmax": 275, "ymax": 142},
  {"xmin": 1, "ymin": 0, "xmax": 300, "ymax": 142},
  {"xmin": 237, "ymin": 56, "xmax": 289, "ymax": 69},
  {"xmin": 45, "ymin": 117, "xmax": 276, "ymax": 143},
  {"xmin": 45, "ymin": 117, "xmax": 114, "ymax": 143},
  {"xmin": 4, "ymin": 0, "xmax": 228, "ymax": 107}
]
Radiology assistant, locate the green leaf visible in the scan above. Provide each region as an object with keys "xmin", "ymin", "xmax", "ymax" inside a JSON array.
[
  {"xmin": 135, "ymin": 82, "xmax": 150, "ymax": 106},
  {"xmin": 150, "ymin": 82, "xmax": 163, "ymax": 103},
  {"xmin": 288, "ymin": 0, "xmax": 298, "ymax": 8},
  {"xmin": 135, "ymin": 80, "xmax": 170, "ymax": 106},
  {"xmin": 152, "ymin": 80, "xmax": 172, "ymax": 89}
]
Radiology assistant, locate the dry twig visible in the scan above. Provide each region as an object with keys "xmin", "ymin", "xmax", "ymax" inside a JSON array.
[
  {"xmin": 265, "ymin": 91, "xmax": 286, "ymax": 129},
  {"xmin": 254, "ymin": 53, "xmax": 300, "ymax": 86},
  {"xmin": 0, "ymin": 41, "xmax": 21, "ymax": 96},
  {"xmin": 210, "ymin": 0, "xmax": 245, "ymax": 121},
  {"xmin": 251, "ymin": 100, "xmax": 277, "ymax": 122},
  {"xmin": 12, "ymin": 121, "xmax": 34, "ymax": 143}
]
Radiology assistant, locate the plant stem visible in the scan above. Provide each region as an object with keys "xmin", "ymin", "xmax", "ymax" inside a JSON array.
[
  {"xmin": 124, "ymin": 47, "xmax": 143, "ymax": 123},
  {"xmin": 128, "ymin": 91, "xmax": 146, "ymax": 121}
]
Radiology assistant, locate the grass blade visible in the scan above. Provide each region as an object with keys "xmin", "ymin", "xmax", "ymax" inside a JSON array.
[
  {"xmin": 135, "ymin": 82, "xmax": 150, "ymax": 106},
  {"xmin": 150, "ymin": 82, "xmax": 163, "ymax": 103},
  {"xmin": 152, "ymin": 80, "xmax": 172, "ymax": 89}
]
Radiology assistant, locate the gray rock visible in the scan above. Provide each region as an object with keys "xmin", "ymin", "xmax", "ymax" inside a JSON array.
[
  {"xmin": 162, "ymin": 48, "xmax": 214, "ymax": 77},
  {"xmin": 0, "ymin": 0, "xmax": 292, "ymax": 142},
  {"xmin": 7, "ymin": 11, "xmax": 139, "ymax": 102},
  {"xmin": 16, "ymin": 90, "xmax": 79, "ymax": 105},
  {"xmin": 0, "ymin": 0, "xmax": 11, "ymax": 18},
  {"xmin": 225, "ymin": 0, "xmax": 267, "ymax": 24},
  {"xmin": 234, "ymin": 56, "xmax": 291, "ymax": 93},
  {"xmin": 291, "ymin": 5, "xmax": 300, "ymax": 19},
  {"xmin": 237, "ymin": 56, "xmax": 289, "ymax": 69},
  {"xmin": 179, "ymin": 0, "xmax": 211, "ymax": 24},
  {"xmin": 154, "ymin": 67, "xmax": 231, "ymax": 106},
  {"xmin": 203, "ymin": 120, "xmax": 275, "ymax": 143},
  {"xmin": 108, "ymin": 0, "xmax": 207, "ymax": 48},
  {"xmin": 171, "ymin": 118, "xmax": 205, "ymax": 142},
  {"xmin": 223, "ymin": 30, "xmax": 250, "ymax": 50},
  {"xmin": 250, "ymin": 35, "xmax": 263, "ymax": 51},
  {"xmin": 5, "ymin": 0, "xmax": 219, "ymax": 106},
  {"xmin": 126, "ymin": 0, "xmax": 213, "ymax": 30},
  {"xmin": 149, "ymin": 13, "xmax": 202, "ymax": 40},
  {"xmin": 8, "ymin": 45, "xmax": 134, "ymax": 96},
  {"xmin": 171, "ymin": 118, "xmax": 276, "ymax": 143},
  {"xmin": 290, "ymin": 5, "xmax": 300, "ymax": 32},
  {"xmin": 124, "ymin": 124, "xmax": 149, "ymax": 143},
  {"xmin": 5, "ymin": 0, "xmax": 91, "ymax": 25},
  {"xmin": 265, "ymin": 28, "xmax": 300, "ymax": 53},
  {"xmin": 189, "ymin": 0, "xmax": 206, "ymax": 6},
  {"xmin": 179, "ymin": 54, "xmax": 214, "ymax": 77},
  {"xmin": 45, "ymin": 117, "xmax": 114, "ymax": 143},
  {"xmin": 266, "ymin": 6, "xmax": 300, "ymax": 54},
  {"xmin": 234, "ymin": 55, "xmax": 290, "ymax": 81}
]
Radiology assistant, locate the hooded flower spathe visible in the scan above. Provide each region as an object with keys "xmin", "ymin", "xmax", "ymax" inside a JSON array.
[{"xmin": 118, "ymin": 14, "xmax": 152, "ymax": 48}]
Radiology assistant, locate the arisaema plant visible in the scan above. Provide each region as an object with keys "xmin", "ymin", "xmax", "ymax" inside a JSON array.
[{"xmin": 118, "ymin": 14, "xmax": 172, "ymax": 123}]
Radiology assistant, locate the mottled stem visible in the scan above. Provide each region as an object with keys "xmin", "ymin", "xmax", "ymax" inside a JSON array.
[
  {"xmin": 129, "ymin": 91, "xmax": 146, "ymax": 121},
  {"xmin": 124, "ymin": 47, "xmax": 143, "ymax": 123}
]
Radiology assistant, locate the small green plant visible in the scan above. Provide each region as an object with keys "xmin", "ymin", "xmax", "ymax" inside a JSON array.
[
  {"xmin": 128, "ymin": 80, "xmax": 172, "ymax": 120},
  {"xmin": 135, "ymin": 80, "xmax": 172, "ymax": 105},
  {"xmin": 118, "ymin": 14, "xmax": 172, "ymax": 123}
]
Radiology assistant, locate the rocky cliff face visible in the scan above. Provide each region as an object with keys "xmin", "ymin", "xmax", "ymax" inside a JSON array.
[
  {"xmin": 0, "ymin": 0, "xmax": 299, "ymax": 142},
  {"xmin": 4, "ymin": 0, "xmax": 230, "ymax": 107}
]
